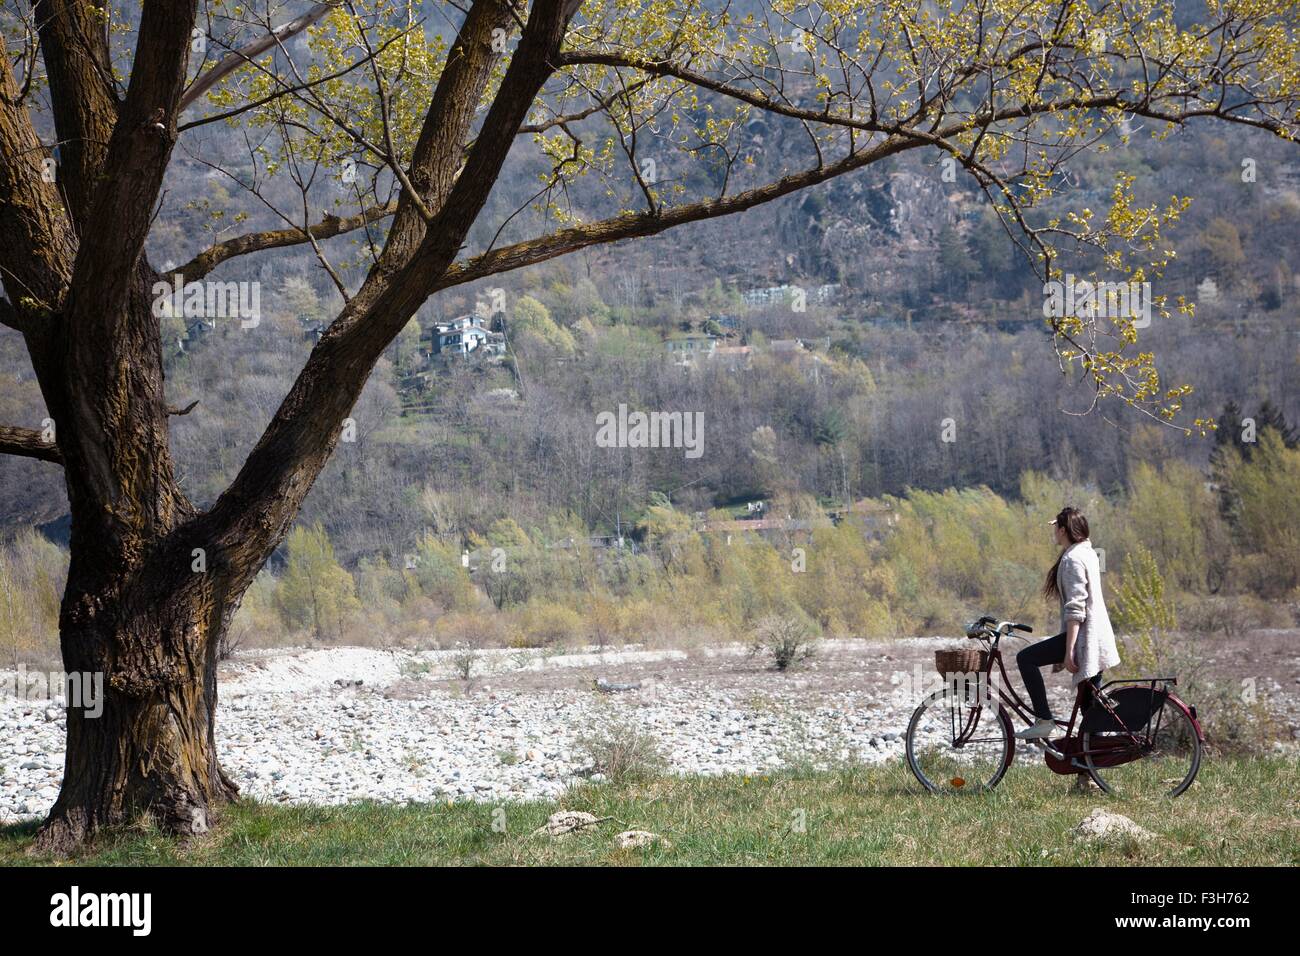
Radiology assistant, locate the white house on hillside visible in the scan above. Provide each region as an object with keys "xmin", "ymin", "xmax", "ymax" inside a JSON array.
[{"xmin": 432, "ymin": 313, "xmax": 506, "ymax": 356}]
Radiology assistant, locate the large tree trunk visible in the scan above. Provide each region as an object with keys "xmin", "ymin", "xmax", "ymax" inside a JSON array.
[{"xmin": 34, "ymin": 555, "xmax": 242, "ymax": 853}]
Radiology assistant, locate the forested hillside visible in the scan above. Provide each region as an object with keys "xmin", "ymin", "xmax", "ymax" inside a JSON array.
[{"xmin": 4, "ymin": 115, "xmax": 1298, "ymax": 540}]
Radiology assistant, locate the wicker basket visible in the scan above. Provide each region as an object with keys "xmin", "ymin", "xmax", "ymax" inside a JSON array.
[{"xmin": 935, "ymin": 648, "xmax": 989, "ymax": 675}]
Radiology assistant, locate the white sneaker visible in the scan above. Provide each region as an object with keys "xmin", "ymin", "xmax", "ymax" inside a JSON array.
[{"xmin": 1014, "ymin": 718, "xmax": 1057, "ymax": 739}]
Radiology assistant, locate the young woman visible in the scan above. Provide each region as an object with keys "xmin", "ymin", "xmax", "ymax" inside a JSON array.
[{"xmin": 1014, "ymin": 507, "xmax": 1121, "ymax": 740}]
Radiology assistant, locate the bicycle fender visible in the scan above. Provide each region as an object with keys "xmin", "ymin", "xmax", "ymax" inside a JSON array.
[{"xmin": 1166, "ymin": 692, "xmax": 1205, "ymax": 742}]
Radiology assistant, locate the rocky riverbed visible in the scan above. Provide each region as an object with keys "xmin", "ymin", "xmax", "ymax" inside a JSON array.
[{"xmin": 3, "ymin": 633, "xmax": 1298, "ymax": 823}]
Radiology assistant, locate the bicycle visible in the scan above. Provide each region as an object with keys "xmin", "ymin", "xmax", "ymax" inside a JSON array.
[{"xmin": 904, "ymin": 615, "xmax": 1204, "ymax": 798}]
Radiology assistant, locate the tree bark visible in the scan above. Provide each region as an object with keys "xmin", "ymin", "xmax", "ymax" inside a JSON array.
[{"xmin": 36, "ymin": 536, "xmax": 242, "ymax": 853}]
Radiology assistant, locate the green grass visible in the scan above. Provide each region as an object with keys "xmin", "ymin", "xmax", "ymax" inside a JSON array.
[{"xmin": 3, "ymin": 757, "xmax": 1296, "ymax": 866}]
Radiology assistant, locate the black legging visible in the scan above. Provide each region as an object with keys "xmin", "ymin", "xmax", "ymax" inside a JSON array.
[{"xmin": 1016, "ymin": 631, "xmax": 1102, "ymax": 720}]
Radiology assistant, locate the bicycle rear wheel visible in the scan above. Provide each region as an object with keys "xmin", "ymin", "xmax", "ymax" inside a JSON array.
[
  {"xmin": 1082, "ymin": 692, "xmax": 1201, "ymax": 798},
  {"xmin": 905, "ymin": 685, "xmax": 1013, "ymax": 794}
]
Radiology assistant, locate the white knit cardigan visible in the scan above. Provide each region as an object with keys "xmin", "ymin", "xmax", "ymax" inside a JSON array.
[{"xmin": 1057, "ymin": 539, "xmax": 1121, "ymax": 685}]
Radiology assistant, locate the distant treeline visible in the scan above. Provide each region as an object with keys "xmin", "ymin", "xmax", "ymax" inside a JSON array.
[{"xmin": 3, "ymin": 427, "xmax": 1296, "ymax": 664}]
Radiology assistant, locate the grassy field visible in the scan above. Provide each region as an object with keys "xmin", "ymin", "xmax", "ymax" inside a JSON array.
[{"xmin": 3, "ymin": 757, "xmax": 1296, "ymax": 866}]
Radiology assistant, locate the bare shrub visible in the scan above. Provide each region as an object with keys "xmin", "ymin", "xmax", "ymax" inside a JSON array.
[
  {"xmin": 1156, "ymin": 641, "xmax": 1281, "ymax": 754},
  {"xmin": 433, "ymin": 610, "xmax": 502, "ymax": 649},
  {"xmin": 1178, "ymin": 594, "xmax": 1291, "ymax": 638},
  {"xmin": 430, "ymin": 612, "xmax": 503, "ymax": 680},
  {"xmin": 750, "ymin": 614, "xmax": 819, "ymax": 671},
  {"xmin": 450, "ymin": 642, "xmax": 477, "ymax": 682},
  {"xmin": 217, "ymin": 620, "xmax": 249, "ymax": 662},
  {"xmin": 575, "ymin": 719, "xmax": 666, "ymax": 783},
  {"xmin": 390, "ymin": 596, "xmax": 443, "ymax": 648}
]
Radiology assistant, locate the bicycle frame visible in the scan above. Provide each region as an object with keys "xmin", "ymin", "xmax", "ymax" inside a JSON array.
[{"xmin": 945, "ymin": 628, "xmax": 1169, "ymax": 769}]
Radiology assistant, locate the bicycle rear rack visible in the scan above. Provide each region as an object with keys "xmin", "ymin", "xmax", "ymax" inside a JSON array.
[{"xmin": 1101, "ymin": 675, "xmax": 1178, "ymax": 689}]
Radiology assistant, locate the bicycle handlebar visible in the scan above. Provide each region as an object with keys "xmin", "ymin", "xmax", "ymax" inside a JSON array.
[{"xmin": 967, "ymin": 618, "xmax": 1033, "ymax": 640}]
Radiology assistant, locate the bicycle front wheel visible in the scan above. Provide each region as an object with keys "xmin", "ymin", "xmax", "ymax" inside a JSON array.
[
  {"xmin": 905, "ymin": 686, "xmax": 1013, "ymax": 794},
  {"xmin": 1083, "ymin": 692, "xmax": 1202, "ymax": 799}
]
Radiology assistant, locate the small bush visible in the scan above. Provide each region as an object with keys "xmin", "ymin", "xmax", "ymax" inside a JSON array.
[
  {"xmin": 512, "ymin": 601, "xmax": 584, "ymax": 648},
  {"xmin": 432, "ymin": 610, "xmax": 502, "ymax": 649},
  {"xmin": 574, "ymin": 719, "xmax": 666, "ymax": 783},
  {"xmin": 450, "ymin": 642, "xmax": 477, "ymax": 681},
  {"xmin": 1112, "ymin": 546, "xmax": 1177, "ymax": 673},
  {"xmin": 1177, "ymin": 593, "xmax": 1289, "ymax": 638},
  {"xmin": 751, "ymin": 614, "xmax": 820, "ymax": 671},
  {"xmin": 389, "ymin": 596, "xmax": 443, "ymax": 648}
]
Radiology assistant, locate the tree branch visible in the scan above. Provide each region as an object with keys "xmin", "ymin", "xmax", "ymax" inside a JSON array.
[
  {"xmin": 0, "ymin": 30, "xmax": 75, "ymax": 355},
  {"xmin": 176, "ymin": 0, "xmax": 520, "ymax": 280},
  {"xmin": 0, "ymin": 425, "xmax": 62, "ymax": 465},
  {"xmin": 65, "ymin": 0, "xmax": 196, "ymax": 325},
  {"xmin": 204, "ymin": 0, "xmax": 576, "ymax": 575},
  {"xmin": 433, "ymin": 135, "xmax": 912, "ymax": 291},
  {"xmin": 173, "ymin": 201, "xmax": 397, "ymax": 281},
  {"xmin": 33, "ymin": 0, "xmax": 120, "ymax": 225},
  {"xmin": 180, "ymin": 2, "xmax": 340, "ymax": 114},
  {"xmin": 177, "ymin": 28, "xmax": 416, "ymax": 133},
  {"xmin": 52, "ymin": 0, "xmax": 197, "ymax": 545},
  {"xmin": 361, "ymin": 0, "xmax": 521, "ymax": 281}
]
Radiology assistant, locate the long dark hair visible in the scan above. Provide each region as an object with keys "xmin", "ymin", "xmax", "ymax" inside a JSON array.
[{"xmin": 1043, "ymin": 507, "xmax": 1090, "ymax": 601}]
